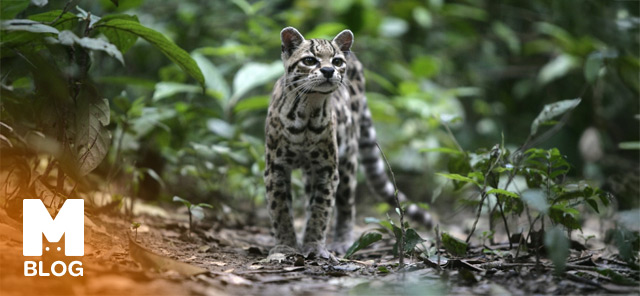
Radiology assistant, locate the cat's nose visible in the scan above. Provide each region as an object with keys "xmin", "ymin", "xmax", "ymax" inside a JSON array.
[{"xmin": 320, "ymin": 67, "xmax": 334, "ymax": 78}]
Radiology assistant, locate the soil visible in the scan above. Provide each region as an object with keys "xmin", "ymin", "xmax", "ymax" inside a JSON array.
[{"xmin": 0, "ymin": 199, "xmax": 638, "ymax": 296}]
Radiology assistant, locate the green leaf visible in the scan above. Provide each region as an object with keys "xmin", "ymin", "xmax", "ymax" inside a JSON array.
[
  {"xmin": 521, "ymin": 189, "xmax": 549, "ymax": 214},
  {"xmin": 584, "ymin": 52, "xmax": 603, "ymax": 83},
  {"xmin": 419, "ymin": 147, "xmax": 463, "ymax": 155},
  {"xmin": 1, "ymin": 0, "xmax": 29, "ymax": 19},
  {"xmin": 28, "ymin": 10, "xmax": 79, "ymax": 31},
  {"xmin": 95, "ymin": 19, "xmax": 204, "ymax": 87},
  {"xmin": 538, "ymin": 54, "xmax": 578, "ymax": 85},
  {"xmin": 436, "ymin": 173, "xmax": 479, "ymax": 186},
  {"xmin": 530, "ymin": 98, "xmax": 581, "ymax": 136},
  {"xmin": 411, "ymin": 55, "xmax": 440, "ymax": 78},
  {"xmin": 233, "ymin": 95, "xmax": 269, "ymax": 113},
  {"xmin": 586, "ymin": 198, "xmax": 599, "ymax": 213},
  {"xmin": 192, "ymin": 52, "xmax": 229, "ymax": 99},
  {"xmin": 619, "ymin": 141, "xmax": 640, "ymax": 150},
  {"xmin": 144, "ymin": 168, "xmax": 165, "ymax": 188},
  {"xmin": 95, "ymin": 14, "xmax": 140, "ymax": 53},
  {"xmin": 1, "ymin": 19, "xmax": 59, "ymax": 34},
  {"xmin": 403, "ymin": 228, "xmax": 426, "ymax": 253},
  {"xmin": 441, "ymin": 232, "xmax": 467, "ymax": 257},
  {"xmin": 544, "ymin": 226, "xmax": 569, "ymax": 274},
  {"xmin": 31, "ymin": 0, "xmax": 47, "ymax": 7},
  {"xmin": 550, "ymin": 203, "xmax": 581, "ymax": 230},
  {"xmin": 56, "ymin": 30, "xmax": 124, "ymax": 65},
  {"xmin": 487, "ymin": 188, "xmax": 519, "ymax": 199},
  {"xmin": 344, "ymin": 232, "xmax": 383, "ymax": 259},
  {"xmin": 196, "ymin": 203, "xmax": 213, "ymax": 209},
  {"xmin": 172, "ymin": 195, "xmax": 191, "ymax": 207},
  {"xmin": 207, "ymin": 118, "xmax": 235, "ymax": 139},
  {"xmin": 306, "ymin": 22, "xmax": 347, "ymax": 39},
  {"xmin": 492, "ymin": 21, "xmax": 520, "ymax": 54},
  {"xmin": 69, "ymin": 84, "xmax": 111, "ymax": 176},
  {"xmin": 153, "ymin": 82, "xmax": 201, "ymax": 101},
  {"xmin": 231, "ymin": 61, "xmax": 283, "ymax": 103}
]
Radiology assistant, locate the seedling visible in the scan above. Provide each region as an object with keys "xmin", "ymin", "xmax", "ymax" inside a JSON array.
[
  {"xmin": 131, "ymin": 222, "xmax": 141, "ymax": 241},
  {"xmin": 172, "ymin": 196, "xmax": 213, "ymax": 236}
]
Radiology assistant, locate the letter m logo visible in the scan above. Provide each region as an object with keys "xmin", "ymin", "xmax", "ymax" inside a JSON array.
[{"xmin": 23, "ymin": 199, "xmax": 84, "ymax": 256}]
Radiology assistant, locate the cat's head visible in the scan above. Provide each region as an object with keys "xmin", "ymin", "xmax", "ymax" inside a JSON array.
[{"xmin": 280, "ymin": 27, "xmax": 353, "ymax": 93}]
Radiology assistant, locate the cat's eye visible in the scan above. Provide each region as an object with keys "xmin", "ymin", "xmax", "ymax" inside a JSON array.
[
  {"xmin": 332, "ymin": 58, "xmax": 344, "ymax": 67},
  {"xmin": 302, "ymin": 57, "xmax": 317, "ymax": 66}
]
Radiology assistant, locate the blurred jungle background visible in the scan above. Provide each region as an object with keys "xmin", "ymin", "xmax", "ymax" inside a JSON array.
[
  {"xmin": 1, "ymin": 0, "xmax": 640, "ymax": 271},
  {"xmin": 2, "ymin": 0, "xmax": 637, "ymax": 218}
]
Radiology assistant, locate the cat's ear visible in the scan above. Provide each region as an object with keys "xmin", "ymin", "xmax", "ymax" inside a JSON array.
[
  {"xmin": 281, "ymin": 27, "xmax": 305, "ymax": 56},
  {"xmin": 332, "ymin": 29, "xmax": 353, "ymax": 53}
]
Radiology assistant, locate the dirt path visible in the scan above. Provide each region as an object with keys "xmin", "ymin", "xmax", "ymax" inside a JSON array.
[{"xmin": 0, "ymin": 203, "xmax": 637, "ymax": 295}]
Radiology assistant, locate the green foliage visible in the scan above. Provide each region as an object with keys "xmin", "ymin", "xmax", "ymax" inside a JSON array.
[
  {"xmin": 344, "ymin": 232, "xmax": 383, "ymax": 259},
  {"xmin": 441, "ymin": 232, "xmax": 468, "ymax": 257},
  {"xmin": 95, "ymin": 18, "xmax": 204, "ymax": 87}
]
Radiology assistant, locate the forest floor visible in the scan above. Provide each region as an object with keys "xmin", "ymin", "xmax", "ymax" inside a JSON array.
[{"xmin": 0, "ymin": 199, "xmax": 638, "ymax": 296}]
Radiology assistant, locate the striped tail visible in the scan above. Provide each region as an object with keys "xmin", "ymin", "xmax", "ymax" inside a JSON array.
[{"xmin": 358, "ymin": 101, "xmax": 433, "ymax": 228}]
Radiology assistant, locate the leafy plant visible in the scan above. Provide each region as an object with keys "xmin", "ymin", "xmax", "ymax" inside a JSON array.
[
  {"xmin": 0, "ymin": 2, "xmax": 203, "ymax": 214},
  {"xmin": 131, "ymin": 222, "xmax": 141, "ymax": 241},
  {"xmin": 433, "ymin": 98, "xmax": 612, "ymax": 261},
  {"xmin": 172, "ymin": 196, "xmax": 213, "ymax": 236}
]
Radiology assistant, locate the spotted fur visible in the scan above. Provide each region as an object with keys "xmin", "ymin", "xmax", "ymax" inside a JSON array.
[{"xmin": 264, "ymin": 27, "xmax": 431, "ymax": 258}]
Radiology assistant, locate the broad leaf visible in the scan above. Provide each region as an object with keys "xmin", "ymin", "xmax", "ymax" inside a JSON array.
[
  {"xmin": 95, "ymin": 14, "xmax": 140, "ymax": 53},
  {"xmin": 153, "ymin": 82, "xmax": 201, "ymax": 101},
  {"xmin": 419, "ymin": 147, "xmax": 464, "ymax": 155},
  {"xmin": 192, "ymin": 52, "xmax": 229, "ymax": 99},
  {"xmin": 441, "ymin": 232, "xmax": 467, "ymax": 257},
  {"xmin": 538, "ymin": 54, "xmax": 578, "ymax": 85},
  {"xmin": 436, "ymin": 173, "xmax": 479, "ymax": 186},
  {"xmin": 73, "ymin": 84, "xmax": 111, "ymax": 176},
  {"xmin": 30, "ymin": 0, "xmax": 47, "ymax": 7},
  {"xmin": 207, "ymin": 118, "xmax": 235, "ymax": 139},
  {"xmin": 233, "ymin": 95, "xmax": 269, "ymax": 113},
  {"xmin": 56, "ymin": 30, "xmax": 124, "ymax": 65},
  {"xmin": 0, "ymin": 19, "xmax": 59, "ymax": 34},
  {"xmin": 1, "ymin": 0, "xmax": 30, "ymax": 19},
  {"xmin": 28, "ymin": 10, "xmax": 78, "ymax": 31},
  {"xmin": 530, "ymin": 98, "xmax": 581, "ymax": 136},
  {"xmin": 172, "ymin": 195, "xmax": 191, "ymax": 207},
  {"xmin": 95, "ymin": 19, "xmax": 204, "ymax": 87},
  {"xmin": 487, "ymin": 188, "xmax": 519, "ymax": 199},
  {"xmin": 344, "ymin": 232, "xmax": 383, "ymax": 258},
  {"xmin": 231, "ymin": 61, "xmax": 283, "ymax": 103},
  {"xmin": 393, "ymin": 228, "xmax": 425, "ymax": 255}
]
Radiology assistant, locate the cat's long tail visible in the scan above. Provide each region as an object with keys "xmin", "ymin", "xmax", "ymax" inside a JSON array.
[{"xmin": 357, "ymin": 101, "xmax": 433, "ymax": 228}]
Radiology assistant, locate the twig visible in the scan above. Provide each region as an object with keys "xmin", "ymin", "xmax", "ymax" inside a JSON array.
[
  {"xmin": 466, "ymin": 146, "xmax": 502, "ymax": 243},
  {"xmin": 45, "ymin": 0, "xmax": 75, "ymax": 26},
  {"xmin": 441, "ymin": 120, "xmax": 464, "ymax": 153},
  {"xmin": 435, "ymin": 224, "xmax": 442, "ymax": 270},
  {"xmin": 374, "ymin": 142, "xmax": 404, "ymax": 270}
]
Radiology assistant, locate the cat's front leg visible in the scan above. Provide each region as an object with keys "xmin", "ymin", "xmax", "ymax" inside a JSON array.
[
  {"xmin": 264, "ymin": 159, "xmax": 297, "ymax": 254},
  {"xmin": 301, "ymin": 162, "xmax": 339, "ymax": 260}
]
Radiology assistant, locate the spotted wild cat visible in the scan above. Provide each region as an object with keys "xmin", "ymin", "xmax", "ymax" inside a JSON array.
[{"xmin": 264, "ymin": 27, "xmax": 431, "ymax": 259}]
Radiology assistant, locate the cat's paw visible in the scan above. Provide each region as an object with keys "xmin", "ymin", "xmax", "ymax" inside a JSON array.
[
  {"xmin": 328, "ymin": 241, "xmax": 352, "ymax": 255},
  {"xmin": 302, "ymin": 242, "xmax": 338, "ymax": 262},
  {"xmin": 269, "ymin": 244, "xmax": 298, "ymax": 255}
]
